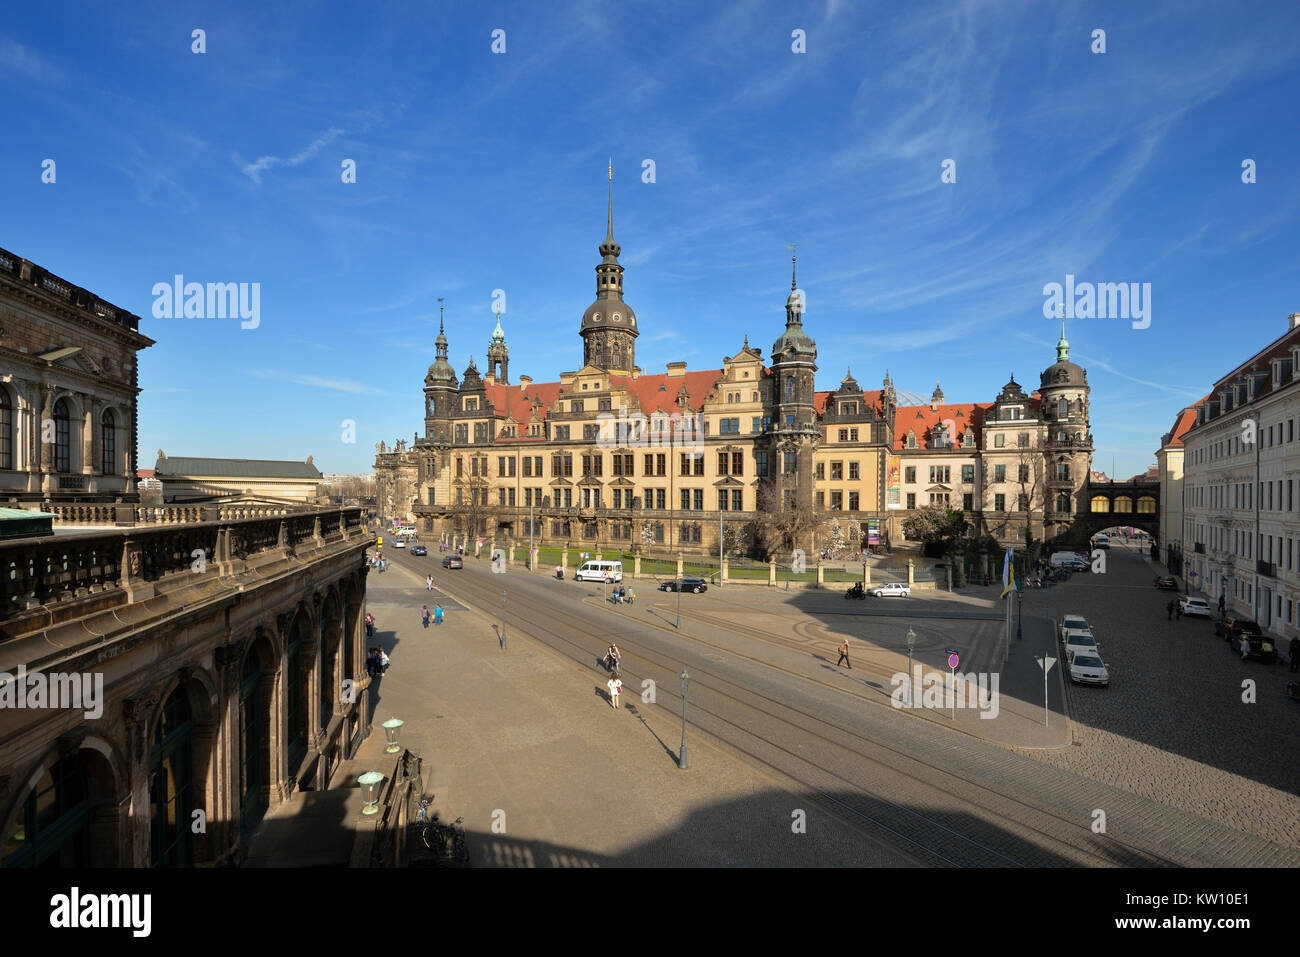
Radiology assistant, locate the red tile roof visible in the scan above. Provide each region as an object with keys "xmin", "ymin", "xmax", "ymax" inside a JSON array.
[
  {"xmin": 1163, "ymin": 405, "xmax": 1201, "ymax": 448},
  {"xmin": 136, "ymin": 469, "xmax": 156, "ymax": 479},
  {"xmin": 892, "ymin": 403, "xmax": 993, "ymax": 451}
]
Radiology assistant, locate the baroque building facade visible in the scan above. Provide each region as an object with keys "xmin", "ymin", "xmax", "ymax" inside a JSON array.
[
  {"xmin": 0, "ymin": 247, "xmax": 153, "ymax": 502},
  {"xmin": 375, "ymin": 183, "xmax": 1093, "ymax": 554}
]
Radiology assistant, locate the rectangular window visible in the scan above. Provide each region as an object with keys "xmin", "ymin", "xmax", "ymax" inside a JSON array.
[
  {"xmin": 905, "ymin": 466, "xmax": 916, "ymax": 484},
  {"xmin": 848, "ymin": 491, "xmax": 859, "ymax": 510},
  {"xmin": 694, "ymin": 489, "xmax": 703, "ymax": 510},
  {"xmin": 681, "ymin": 489, "xmax": 691, "ymax": 511},
  {"xmin": 732, "ymin": 489, "xmax": 742, "ymax": 511},
  {"xmin": 498, "ymin": 456, "xmax": 506, "ymax": 475},
  {"xmin": 755, "ymin": 451, "xmax": 769, "ymax": 477},
  {"xmin": 563, "ymin": 455, "xmax": 573, "ymax": 477},
  {"xmin": 508, "ymin": 488, "xmax": 516, "ymax": 506},
  {"xmin": 831, "ymin": 462, "xmax": 844, "ymax": 480},
  {"xmin": 583, "ymin": 424, "xmax": 599, "ymax": 441},
  {"xmin": 994, "ymin": 434, "xmax": 1005, "ymax": 448},
  {"xmin": 1018, "ymin": 433, "xmax": 1029, "ymax": 447},
  {"xmin": 962, "ymin": 465, "xmax": 974, "ymax": 483},
  {"xmin": 906, "ymin": 493, "xmax": 916, "ymax": 509},
  {"xmin": 655, "ymin": 489, "xmax": 665, "ymax": 510},
  {"xmin": 718, "ymin": 490, "xmax": 728, "ymax": 510},
  {"xmin": 831, "ymin": 491, "xmax": 843, "ymax": 510},
  {"xmin": 717, "ymin": 452, "xmax": 729, "ymax": 475},
  {"xmin": 523, "ymin": 458, "xmax": 533, "ymax": 477},
  {"xmin": 1018, "ymin": 493, "xmax": 1029, "ymax": 510},
  {"xmin": 850, "ymin": 428, "xmax": 859, "ymax": 441},
  {"xmin": 681, "ymin": 454, "xmax": 691, "ymax": 476},
  {"xmin": 848, "ymin": 462, "xmax": 859, "ymax": 480},
  {"xmin": 694, "ymin": 455, "xmax": 705, "ymax": 476},
  {"xmin": 471, "ymin": 458, "xmax": 479, "ymax": 477},
  {"xmin": 783, "ymin": 452, "xmax": 797, "ymax": 474},
  {"xmin": 732, "ymin": 451, "xmax": 743, "ymax": 475},
  {"xmin": 613, "ymin": 489, "xmax": 622, "ymax": 508},
  {"xmin": 995, "ymin": 494, "xmax": 1006, "ymax": 512},
  {"xmin": 1019, "ymin": 464, "xmax": 1030, "ymax": 483},
  {"xmin": 752, "ymin": 416, "xmax": 763, "ymax": 433},
  {"xmin": 456, "ymin": 458, "xmax": 464, "ymax": 478},
  {"xmin": 963, "ymin": 493, "xmax": 973, "ymax": 510},
  {"xmin": 815, "ymin": 462, "xmax": 825, "ymax": 480},
  {"xmin": 994, "ymin": 465, "xmax": 1006, "ymax": 483},
  {"xmin": 816, "ymin": 491, "xmax": 825, "ymax": 508}
]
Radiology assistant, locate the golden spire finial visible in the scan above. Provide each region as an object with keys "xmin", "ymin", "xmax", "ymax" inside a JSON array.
[{"xmin": 608, "ymin": 156, "xmax": 613, "ymax": 182}]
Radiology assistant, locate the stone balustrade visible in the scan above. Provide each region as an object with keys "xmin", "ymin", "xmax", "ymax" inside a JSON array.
[{"xmin": 0, "ymin": 506, "xmax": 367, "ymax": 622}]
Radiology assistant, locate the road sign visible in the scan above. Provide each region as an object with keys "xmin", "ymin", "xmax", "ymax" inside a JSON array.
[
  {"xmin": 1038, "ymin": 655, "xmax": 1056, "ymax": 673},
  {"xmin": 947, "ymin": 653, "xmax": 959, "ymax": 669},
  {"xmin": 1036, "ymin": 655, "xmax": 1056, "ymax": 727}
]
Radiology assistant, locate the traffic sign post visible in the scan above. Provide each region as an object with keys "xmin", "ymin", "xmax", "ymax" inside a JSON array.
[
  {"xmin": 1037, "ymin": 655, "xmax": 1056, "ymax": 727},
  {"xmin": 946, "ymin": 649, "xmax": 959, "ymax": 719}
]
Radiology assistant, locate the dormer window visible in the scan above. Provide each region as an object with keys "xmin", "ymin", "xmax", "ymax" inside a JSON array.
[
  {"xmin": 906, "ymin": 431, "xmax": 916, "ymax": 449},
  {"xmin": 465, "ymin": 398, "xmax": 478, "ymax": 411},
  {"xmin": 840, "ymin": 402, "xmax": 858, "ymax": 415},
  {"xmin": 962, "ymin": 431, "xmax": 973, "ymax": 448}
]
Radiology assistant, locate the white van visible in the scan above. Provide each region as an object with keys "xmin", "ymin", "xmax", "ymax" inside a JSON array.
[
  {"xmin": 1049, "ymin": 551, "xmax": 1090, "ymax": 570},
  {"xmin": 576, "ymin": 560, "xmax": 623, "ymax": 583}
]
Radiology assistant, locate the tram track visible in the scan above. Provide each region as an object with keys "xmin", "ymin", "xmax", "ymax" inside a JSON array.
[{"xmin": 391, "ymin": 553, "xmax": 1181, "ymax": 867}]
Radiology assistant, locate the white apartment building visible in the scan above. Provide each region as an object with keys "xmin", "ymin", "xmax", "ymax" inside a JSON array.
[{"xmin": 1178, "ymin": 314, "xmax": 1300, "ymax": 641}]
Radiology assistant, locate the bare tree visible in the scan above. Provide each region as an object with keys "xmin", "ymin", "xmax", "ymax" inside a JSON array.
[{"xmin": 752, "ymin": 480, "xmax": 827, "ymax": 559}]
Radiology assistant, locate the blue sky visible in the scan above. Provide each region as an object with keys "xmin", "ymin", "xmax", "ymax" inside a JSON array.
[{"xmin": 3, "ymin": 0, "xmax": 1299, "ymax": 480}]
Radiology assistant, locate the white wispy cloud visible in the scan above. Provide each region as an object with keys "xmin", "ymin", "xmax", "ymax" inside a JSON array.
[
  {"xmin": 241, "ymin": 128, "xmax": 344, "ymax": 184},
  {"xmin": 251, "ymin": 369, "xmax": 393, "ymax": 395}
]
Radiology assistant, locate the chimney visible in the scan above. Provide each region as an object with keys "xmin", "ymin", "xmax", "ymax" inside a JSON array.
[
  {"xmin": 485, "ymin": 372, "xmax": 496, "ymax": 386},
  {"xmin": 1289, "ymin": 313, "xmax": 1300, "ymax": 330},
  {"xmin": 519, "ymin": 375, "xmax": 532, "ymax": 392},
  {"xmin": 666, "ymin": 362, "xmax": 687, "ymax": 378},
  {"xmin": 631, "ymin": 366, "xmax": 640, "ymax": 379}
]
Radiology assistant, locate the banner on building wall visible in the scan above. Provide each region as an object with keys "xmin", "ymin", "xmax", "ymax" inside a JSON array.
[
  {"xmin": 886, "ymin": 456, "xmax": 902, "ymax": 509},
  {"xmin": 867, "ymin": 519, "xmax": 880, "ymax": 545}
]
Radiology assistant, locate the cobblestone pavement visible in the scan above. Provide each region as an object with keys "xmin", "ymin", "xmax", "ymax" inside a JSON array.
[{"xmin": 1013, "ymin": 541, "xmax": 1300, "ymax": 852}]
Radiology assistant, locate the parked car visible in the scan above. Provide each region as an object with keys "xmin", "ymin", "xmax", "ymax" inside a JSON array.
[
  {"xmin": 1068, "ymin": 653, "xmax": 1110, "ymax": 686},
  {"xmin": 442, "ymin": 556, "xmax": 463, "ymax": 569},
  {"xmin": 1215, "ymin": 617, "xmax": 1262, "ymax": 640},
  {"xmin": 1049, "ymin": 552, "xmax": 1090, "ymax": 571},
  {"xmin": 1063, "ymin": 629, "xmax": 1101, "ymax": 661},
  {"xmin": 411, "ymin": 545, "xmax": 428, "ymax": 556},
  {"xmin": 1093, "ymin": 534, "xmax": 1110, "ymax": 549},
  {"xmin": 659, "ymin": 577, "xmax": 707, "ymax": 594},
  {"xmin": 1179, "ymin": 596, "xmax": 1211, "ymax": 617},
  {"xmin": 867, "ymin": 582, "xmax": 911, "ymax": 598},
  {"xmin": 1153, "ymin": 576, "xmax": 1179, "ymax": 590},
  {"xmin": 1059, "ymin": 615, "xmax": 1090, "ymax": 641},
  {"xmin": 393, "ymin": 539, "xmax": 406, "ymax": 549}
]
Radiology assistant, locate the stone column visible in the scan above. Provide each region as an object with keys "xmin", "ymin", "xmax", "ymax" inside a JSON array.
[
  {"xmin": 721, "ymin": 557, "xmax": 728, "ymax": 584},
  {"xmin": 119, "ymin": 538, "xmax": 155, "ymax": 601},
  {"xmin": 907, "ymin": 558, "xmax": 915, "ymax": 587},
  {"xmin": 39, "ymin": 385, "xmax": 53, "ymax": 474},
  {"xmin": 769, "ymin": 558, "xmax": 776, "ymax": 586},
  {"xmin": 634, "ymin": 554, "xmax": 641, "ymax": 579},
  {"xmin": 816, "ymin": 562, "xmax": 824, "ymax": 588},
  {"xmin": 676, "ymin": 554, "xmax": 684, "ymax": 579},
  {"xmin": 561, "ymin": 550, "xmax": 568, "ymax": 574},
  {"xmin": 863, "ymin": 561, "xmax": 871, "ymax": 585},
  {"xmin": 81, "ymin": 395, "xmax": 95, "ymax": 477},
  {"xmin": 121, "ymin": 686, "xmax": 164, "ymax": 866}
]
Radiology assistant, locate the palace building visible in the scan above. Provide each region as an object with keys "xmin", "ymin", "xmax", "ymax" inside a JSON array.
[{"xmin": 375, "ymin": 177, "xmax": 1093, "ymax": 555}]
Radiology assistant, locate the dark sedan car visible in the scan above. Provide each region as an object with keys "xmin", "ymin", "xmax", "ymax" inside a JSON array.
[
  {"xmin": 1153, "ymin": 576, "xmax": 1179, "ymax": 590},
  {"xmin": 442, "ymin": 556, "xmax": 463, "ymax": 569},
  {"xmin": 411, "ymin": 545, "xmax": 428, "ymax": 556},
  {"xmin": 1215, "ymin": 617, "xmax": 1263, "ymax": 640},
  {"xmin": 659, "ymin": 577, "xmax": 708, "ymax": 594},
  {"xmin": 1232, "ymin": 634, "xmax": 1279, "ymax": 663}
]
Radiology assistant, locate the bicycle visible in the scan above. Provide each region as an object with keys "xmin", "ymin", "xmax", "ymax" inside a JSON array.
[{"xmin": 422, "ymin": 814, "xmax": 469, "ymax": 865}]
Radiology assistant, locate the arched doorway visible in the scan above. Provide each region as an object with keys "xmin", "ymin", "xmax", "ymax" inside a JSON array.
[
  {"xmin": 238, "ymin": 643, "xmax": 273, "ymax": 832},
  {"xmin": 2, "ymin": 748, "xmax": 117, "ymax": 867},
  {"xmin": 150, "ymin": 686, "xmax": 196, "ymax": 867}
]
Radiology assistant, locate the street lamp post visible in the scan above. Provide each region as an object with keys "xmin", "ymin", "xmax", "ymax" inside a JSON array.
[
  {"xmin": 501, "ymin": 589, "xmax": 507, "ymax": 650},
  {"xmin": 905, "ymin": 628, "xmax": 916, "ymax": 707},
  {"xmin": 678, "ymin": 670, "xmax": 690, "ymax": 769},
  {"xmin": 676, "ymin": 576, "xmax": 682, "ymax": 629},
  {"xmin": 1016, "ymin": 589, "xmax": 1023, "ymax": 641}
]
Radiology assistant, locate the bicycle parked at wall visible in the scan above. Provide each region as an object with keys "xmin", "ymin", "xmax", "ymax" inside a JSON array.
[{"xmin": 411, "ymin": 796, "xmax": 470, "ymax": 867}]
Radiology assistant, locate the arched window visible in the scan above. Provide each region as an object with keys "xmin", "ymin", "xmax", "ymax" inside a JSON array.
[
  {"xmin": 54, "ymin": 397, "xmax": 71, "ymax": 473},
  {"xmin": 239, "ymin": 648, "xmax": 267, "ymax": 829},
  {"xmin": 100, "ymin": 409, "xmax": 115, "ymax": 475},
  {"xmin": 1056, "ymin": 493, "xmax": 1072, "ymax": 513},
  {"xmin": 1057, "ymin": 397, "xmax": 1068, "ymax": 418},
  {"xmin": 1090, "ymin": 496, "xmax": 1110, "ymax": 513},
  {"xmin": 785, "ymin": 378, "xmax": 795, "ymax": 402},
  {"xmin": 0, "ymin": 388, "xmax": 12, "ymax": 470},
  {"xmin": 1137, "ymin": 496, "xmax": 1157, "ymax": 514},
  {"xmin": 150, "ymin": 686, "xmax": 195, "ymax": 867},
  {"xmin": 1113, "ymin": 496, "xmax": 1133, "ymax": 514},
  {"xmin": 1, "ymin": 756, "xmax": 90, "ymax": 867}
]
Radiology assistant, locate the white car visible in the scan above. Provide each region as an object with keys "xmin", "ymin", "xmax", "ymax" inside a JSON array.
[
  {"xmin": 393, "ymin": 539, "xmax": 407, "ymax": 549},
  {"xmin": 1069, "ymin": 653, "xmax": 1110, "ymax": 686},
  {"xmin": 1179, "ymin": 596, "xmax": 1211, "ymax": 617},
  {"xmin": 1059, "ymin": 615, "xmax": 1090, "ymax": 641},
  {"xmin": 868, "ymin": 582, "xmax": 911, "ymax": 598},
  {"xmin": 1063, "ymin": 629, "xmax": 1100, "ymax": 661}
]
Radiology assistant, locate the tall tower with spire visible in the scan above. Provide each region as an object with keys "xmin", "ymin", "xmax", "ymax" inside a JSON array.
[
  {"xmin": 1038, "ymin": 316, "xmax": 1092, "ymax": 542},
  {"xmin": 579, "ymin": 160, "xmax": 638, "ymax": 373},
  {"xmin": 487, "ymin": 309, "xmax": 509, "ymax": 383},
  {"xmin": 424, "ymin": 300, "xmax": 459, "ymax": 443},
  {"xmin": 767, "ymin": 252, "xmax": 820, "ymax": 515}
]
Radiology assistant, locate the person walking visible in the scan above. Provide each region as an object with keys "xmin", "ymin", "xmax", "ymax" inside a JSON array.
[
  {"xmin": 1175, "ymin": 601, "xmax": 1182, "ymax": 620},
  {"xmin": 1218, "ymin": 594, "xmax": 1226, "ymax": 617},
  {"xmin": 626, "ymin": 586, "xmax": 635, "ymax": 606},
  {"xmin": 427, "ymin": 575, "xmax": 434, "ymax": 591},
  {"xmin": 1167, "ymin": 599, "xmax": 1175, "ymax": 621},
  {"xmin": 434, "ymin": 603, "xmax": 444, "ymax": 626},
  {"xmin": 1240, "ymin": 634, "xmax": 1251, "ymax": 660},
  {"xmin": 837, "ymin": 639, "xmax": 851, "ymax": 669},
  {"xmin": 421, "ymin": 605, "xmax": 430, "ymax": 629},
  {"xmin": 607, "ymin": 675, "xmax": 623, "ymax": 709}
]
